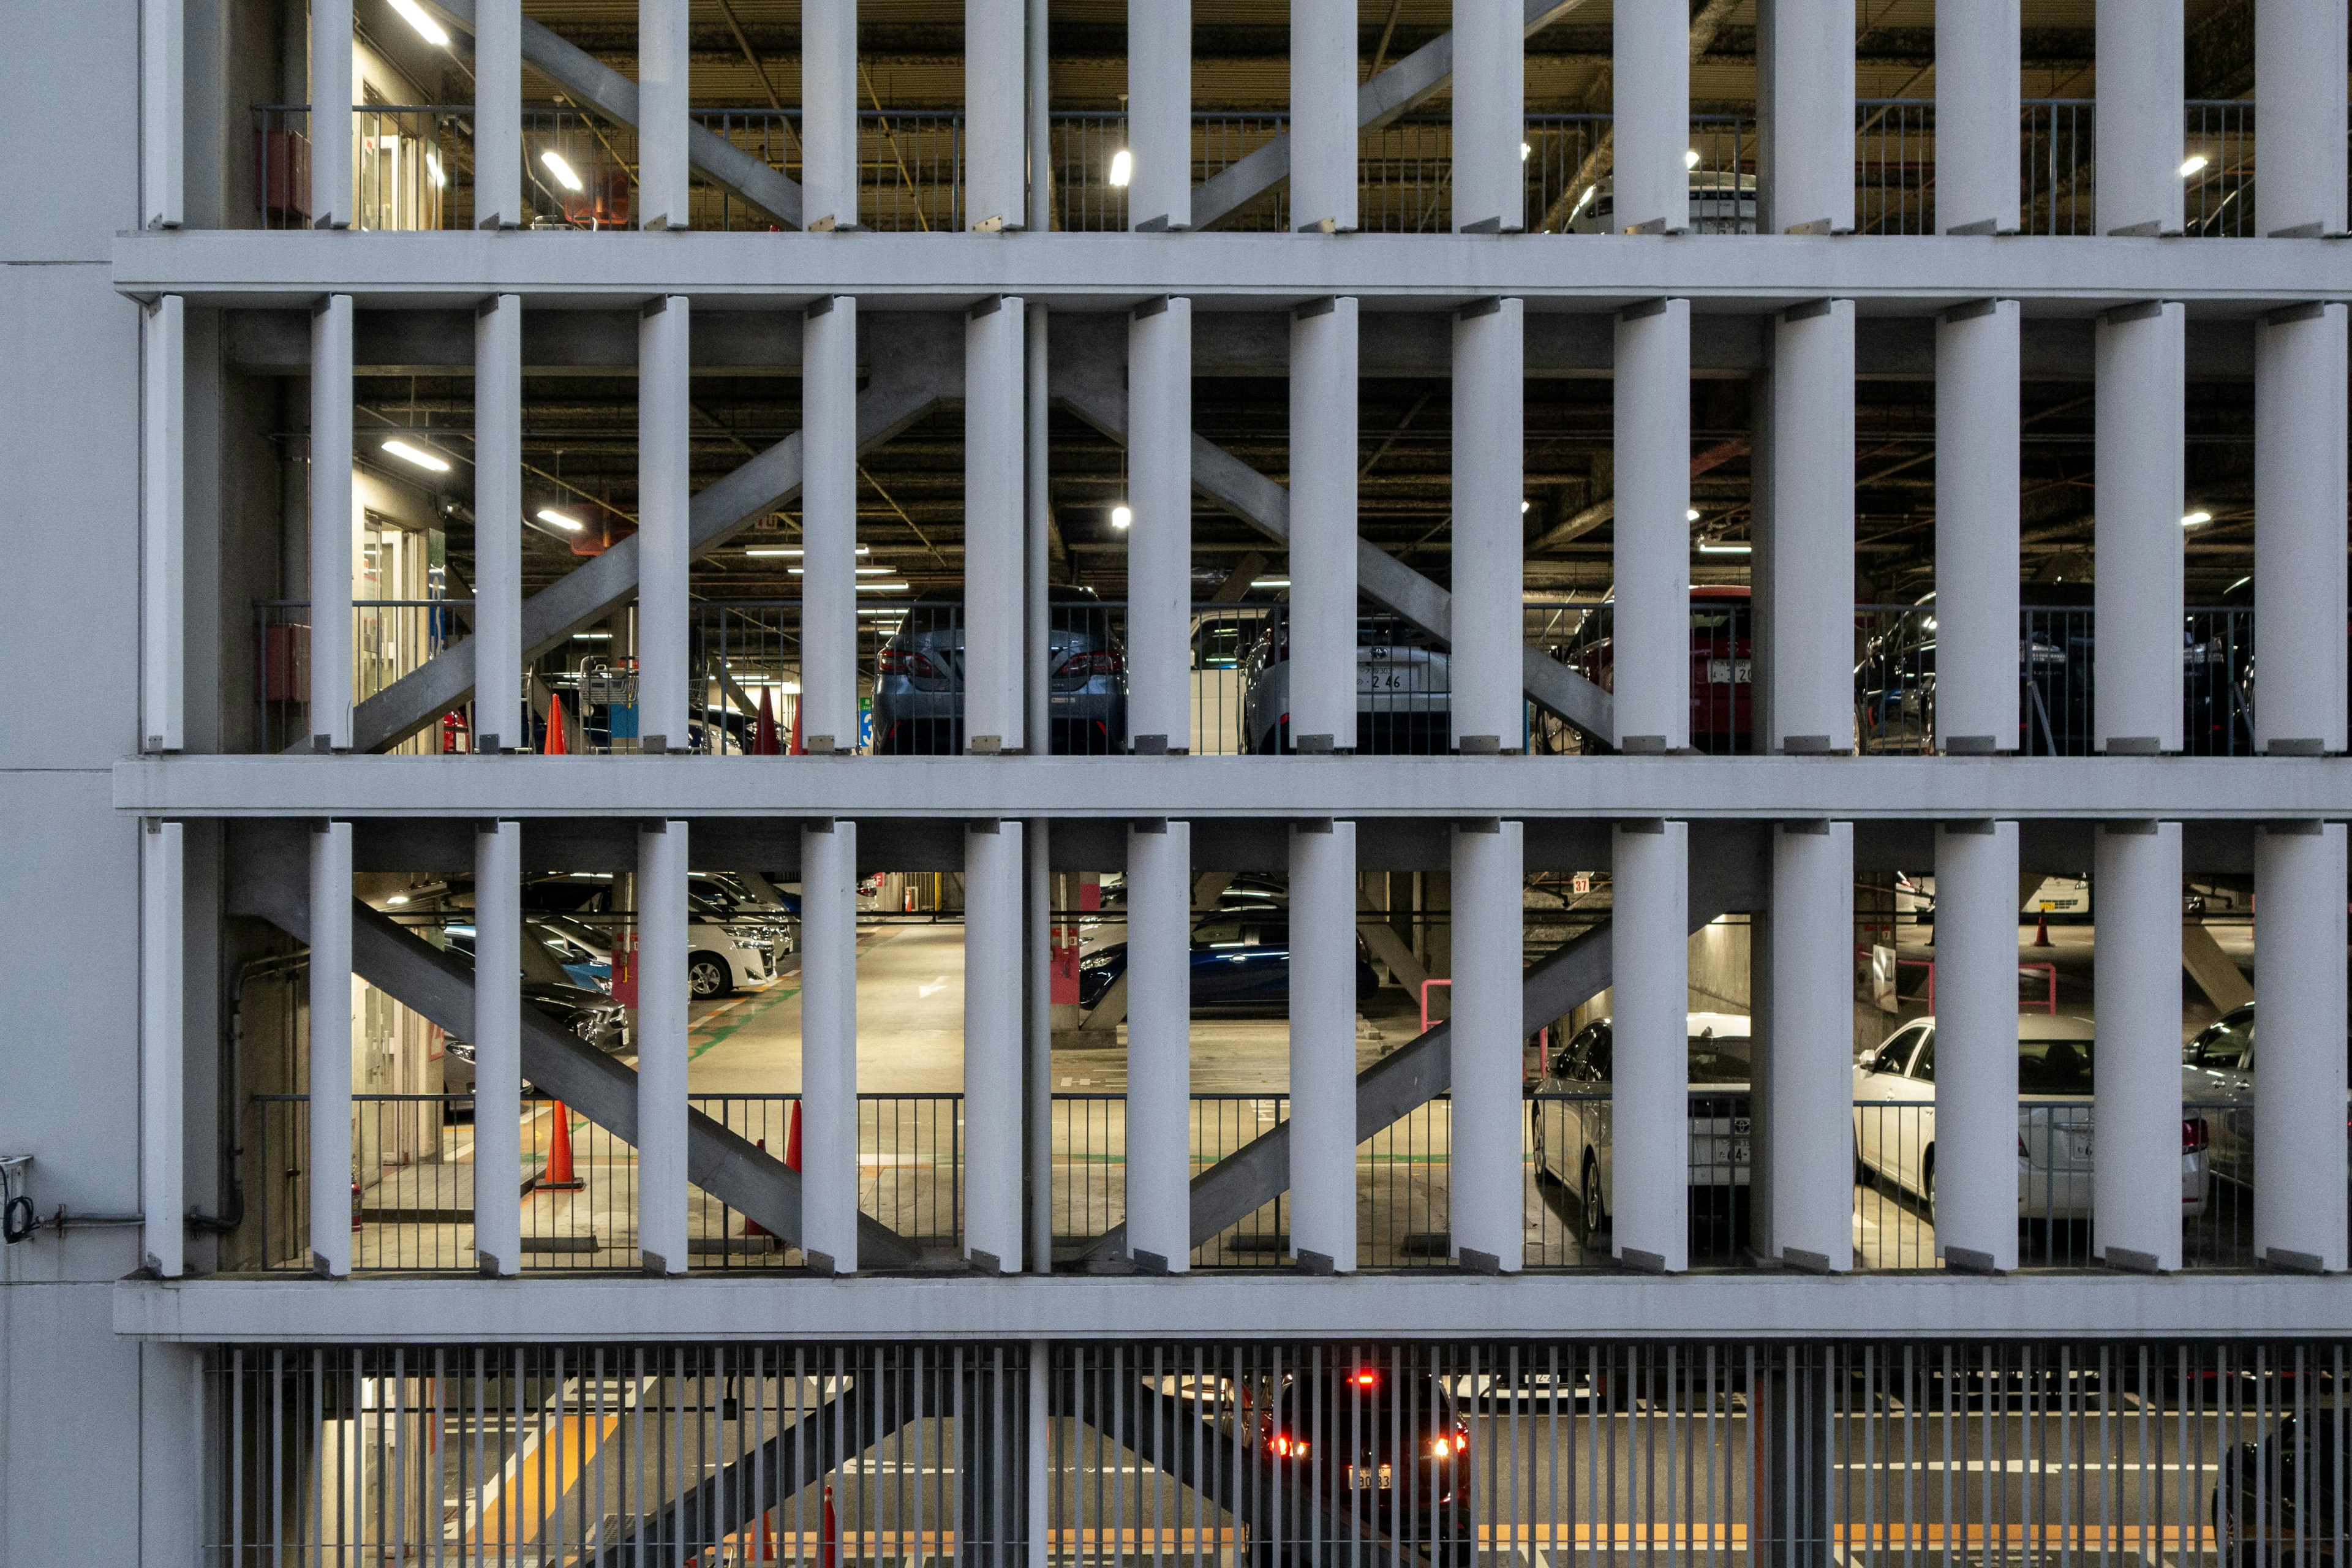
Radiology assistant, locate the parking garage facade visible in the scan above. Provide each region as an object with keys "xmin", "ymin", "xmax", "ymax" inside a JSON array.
[{"xmin": 6, "ymin": 1, "xmax": 2352, "ymax": 1562}]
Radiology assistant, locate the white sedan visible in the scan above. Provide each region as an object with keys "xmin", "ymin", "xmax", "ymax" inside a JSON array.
[{"xmin": 1852, "ymin": 1014, "xmax": 2208, "ymax": 1220}]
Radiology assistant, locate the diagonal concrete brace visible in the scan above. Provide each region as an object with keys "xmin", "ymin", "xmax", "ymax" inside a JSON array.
[
  {"xmin": 228, "ymin": 823, "xmax": 919, "ymax": 1266},
  {"xmin": 345, "ymin": 317, "xmax": 959, "ymax": 753}
]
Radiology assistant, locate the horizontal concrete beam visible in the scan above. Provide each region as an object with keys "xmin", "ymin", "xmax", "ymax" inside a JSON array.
[{"xmin": 118, "ymin": 754, "xmax": 2352, "ymax": 822}]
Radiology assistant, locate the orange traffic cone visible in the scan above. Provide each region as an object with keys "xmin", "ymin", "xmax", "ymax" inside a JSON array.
[
  {"xmin": 758, "ymin": 1509, "xmax": 775, "ymax": 1562},
  {"xmin": 788, "ymin": 693, "xmax": 804, "ymax": 756},
  {"xmin": 753, "ymin": 688, "xmax": 780, "ymax": 756},
  {"xmin": 543, "ymin": 693, "xmax": 570, "ymax": 756},
  {"xmin": 784, "ymin": 1099, "xmax": 803, "ymax": 1172},
  {"xmin": 820, "ymin": 1487, "xmax": 839, "ymax": 1568},
  {"xmin": 2032, "ymin": 909, "xmax": 2052, "ymax": 948},
  {"xmin": 538, "ymin": 1102, "xmax": 584, "ymax": 1191}
]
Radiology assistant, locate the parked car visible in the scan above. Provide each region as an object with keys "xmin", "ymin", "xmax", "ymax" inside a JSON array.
[
  {"xmin": 1231, "ymin": 1360, "xmax": 1474, "ymax": 1563},
  {"xmin": 1564, "ymin": 170, "xmax": 1760, "ymax": 235},
  {"xmin": 1890, "ymin": 871, "xmax": 2094, "ymax": 925},
  {"xmin": 1076, "ymin": 911, "xmax": 1381, "ymax": 1012},
  {"xmin": 534, "ymin": 911, "xmax": 775, "ymax": 1000},
  {"xmin": 870, "ymin": 588, "xmax": 1126, "ymax": 754},
  {"xmin": 2180, "ymin": 1001, "xmax": 2352, "ymax": 1197},
  {"xmin": 1528, "ymin": 1012, "xmax": 1754, "ymax": 1244},
  {"xmin": 1240, "ymin": 615, "xmax": 1452, "ymax": 755},
  {"xmin": 1852, "ymin": 1014, "xmax": 2210, "ymax": 1221},
  {"xmin": 1566, "ymin": 587, "xmax": 1754, "ymax": 755},
  {"xmin": 2215, "ymin": 1415, "xmax": 2340, "ymax": 1568},
  {"xmin": 440, "ymin": 978, "xmax": 632, "ymax": 1109}
]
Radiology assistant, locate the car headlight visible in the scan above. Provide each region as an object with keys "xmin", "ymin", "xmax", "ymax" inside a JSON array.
[{"xmin": 728, "ymin": 935, "xmax": 763, "ymax": 952}]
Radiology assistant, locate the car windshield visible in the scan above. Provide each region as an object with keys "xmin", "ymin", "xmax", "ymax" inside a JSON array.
[
  {"xmin": 1687, "ymin": 1032, "xmax": 1752, "ymax": 1084},
  {"xmin": 2020, "ymin": 1036, "xmax": 2096, "ymax": 1095}
]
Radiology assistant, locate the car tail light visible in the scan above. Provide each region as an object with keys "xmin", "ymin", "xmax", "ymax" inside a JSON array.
[
  {"xmin": 1351, "ymin": 1370, "xmax": 1378, "ymax": 1388},
  {"xmin": 878, "ymin": 647, "xmax": 940, "ymax": 678},
  {"xmin": 1057, "ymin": 649, "xmax": 1122, "ymax": 679},
  {"xmin": 2183, "ymin": 1117, "xmax": 2209, "ymax": 1152},
  {"xmin": 1267, "ymin": 1432, "xmax": 1309, "ymax": 1458},
  {"xmin": 1425, "ymin": 1426, "xmax": 1469, "ymax": 1460}
]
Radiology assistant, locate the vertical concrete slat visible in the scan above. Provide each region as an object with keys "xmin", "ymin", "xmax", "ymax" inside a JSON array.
[
  {"xmin": 1613, "ymin": 299, "xmax": 1691, "ymax": 752},
  {"xmin": 473, "ymin": 0, "xmax": 522, "ymax": 228},
  {"xmin": 310, "ymin": 0, "xmax": 353, "ymax": 228},
  {"xmin": 1934, "ymin": 0, "xmax": 2020, "ymax": 234},
  {"xmin": 2254, "ymin": 823, "xmax": 2350, "ymax": 1271},
  {"xmin": 1610, "ymin": 0, "xmax": 1687, "ymax": 232},
  {"xmin": 1450, "ymin": 298, "xmax": 1524, "ymax": 752},
  {"xmin": 142, "ymin": 295, "xmax": 184, "ymax": 753},
  {"xmin": 637, "ymin": 0, "xmax": 690, "ymax": 229},
  {"xmin": 1128, "ymin": 297, "xmax": 1193, "ymax": 752},
  {"xmin": 965, "ymin": 298, "xmax": 1028, "ymax": 752},
  {"xmin": 309, "ymin": 295, "xmax": 354, "ymax": 751},
  {"xmin": 473, "ymin": 295, "xmax": 522, "ymax": 752},
  {"xmin": 802, "ymin": 0, "xmax": 859, "ymax": 230},
  {"xmin": 801, "ymin": 819, "xmax": 860, "ymax": 1273},
  {"xmin": 1289, "ymin": 298, "xmax": 1359, "ymax": 752},
  {"xmin": 966, "ymin": 0, "xmax": 1028, "ymax": 227},
  {"xmin": 141, "ymin": 0, "xmax": 185, "ymax": 227},
  {"xmin": 2254, "ymin": 303, "xmax": 2350, "ymax": 755},
  {"xmin": 1611, "ymin": 819, "xmax": 1688, "ymax": 1273},
  {"xmin": 1766, "ymin": 822, "xmax": 1852, "ymax": 1272},
  {"xmin": 1290, "ymin": 0, "xmax": 1358, "ymax": 232},
  {"xmin": 140, "ymin": 820, "xmax": 185, "ymax": 1278},
  {"xmin": 1125, "ymin": 820, "xmax": 1192, "ymax": 1272},
  {"xmin": 2092, "ymin": 821, "xmax": 2182, "ymax": 1272},
  {"xmin": 803, "ymin": 297, "xmax": 860, "ymax": 753},
  {"xmin": 1452, "ymin": 0, "xmax": 1523, "ymax": 233},
  {"xmin": 1934, "ymin": 300, "xmax": 2022, "ymax": 752},
  {"xmin": 636, "ymin": 821, "xmax": 689, "ymax": 1274},
  {"xmin": 965, "ymin": 821, "xmax": 1026, "ymax": 1272},
  {"xmin": 1932, "ymin": 820, "xmax": 2021, "ymax": 1273},
  {"xmin": 638, "ymin": 296, "xmax": 691, "ymax": 753},
  {"xmin": 1128, "ymin": 0, "xmax": 1192, "ymax": 230},
  {"xmin": 1289, "ymin": 818, "xmax": 1359, "ymax": 1272},
  {"xmin": 2096, "ymin": 0, "xmax": 2185, "ymax": 235},
  {"xmin": 1449, "ymin": 818, "xmax": 1524, "ymax": 1272},
  {"xmin": 1758, "ymin": 0, "xmax": 1854, "ymax": 233},
  {"xmin": 472, "ymin": 820, "xmax": 522, "ymax": 1277},
  {"xmin": 1768, "ymin": 300, "xmax": 1855, "ymax": 753},
  {"xmin": 308, "ymin": 820, "xmax": 353, "ymax": 1278},
  {"xmin": 2094, "ymin": 303, "xmax": 2186, "ymax": 755},
  {"xmin": 2256, "ymin": 0, "xmax": 2349, "ymax": 236}
]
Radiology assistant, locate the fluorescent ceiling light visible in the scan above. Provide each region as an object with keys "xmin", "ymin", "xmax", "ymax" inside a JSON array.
[
  {"xmin": 1110, "ymin": 504, "xmax": 1133, "ymax": 530},
  {"xmin": 744, "ymin": 545, "xmax": 867, "ymax": 557},
  {"xmin": 2182, "ymin": 510, "xmax": 2213, "ymax": 528},
  {"xmin": 859, "ymin": 581, "xmax": 910, "ymax": 592},
  {"xmin": 388, "ymin": 0, "xmax": 450, "ymax": 47},
  {"xmin": 1519, "ymin": 141, "xmax": 1531, "ymax": 162},
  {"xmin": 1252, "ymin": 577, "xmax": 1292, "ymax": 588},
  {"xmin": 381, "ymin": 438, "xmax": 451, "ymax": 472},
  {"xmin": 786, "ymin": 566, "xmax": 898, "ymax": 575},
  {"xmin": 1520, "ymin": 499, "xmax": 1531, "ymax": 514},
  {"xmin": 1684, "ymin": 148, "xmax": 1702, "ymax": 170},
  {"xmin": 572, "ymin": 631, "xmax": 612, "ymax": 639},
  {"xmin": 1697, "ymin": 541, "xmax": 1751, "ymax": 555},
  {"xmin": 536, "ymin": 508, "xmax": 584, "ymax": 531},
  {"xmin": 386, "ymin": 894, "xmax": 410, "ymax": 905},
  {"xmin": 1108, "ymin": 149, "xmax": 1134, "ymax": 188},
  {"xmin": 541, "ymin": 149, "xmax": 585, "ymax": 192},
  {"xmin": 2179, "ymin": 154, "xmax": 2209, "ymax": 178},
  {"xmin": 1686, "ymin": 508, "xmax": 1702, "ymax": 522}
]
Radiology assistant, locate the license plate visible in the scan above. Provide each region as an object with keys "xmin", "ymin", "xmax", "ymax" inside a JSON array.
[
  {"xmin": 1706, "ymin": 659, "xmax": 1752, "ymax": 685},
  {"xmin": 1732, "ymin": 1140, "xmax": 1751, "ymax": 1165},
  {"xmin": 1357, "ymin": 671, "xmax": 1412, "ymax": 692},
  {"xmin": 1344, "ymin": 1463, "xmax": 1393, "ymax": 1491}
]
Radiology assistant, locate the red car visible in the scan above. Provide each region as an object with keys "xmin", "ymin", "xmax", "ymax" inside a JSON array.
[{"xmin": 1570, "ymin": 587, "xmax": 1754, "ymax": 754}]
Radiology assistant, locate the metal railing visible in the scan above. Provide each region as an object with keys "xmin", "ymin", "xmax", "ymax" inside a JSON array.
[
  {"xmin": 1855, "ymin": 99, "xmax": 1937, "ymax": 235},
  {"xmin": 1526, "ymin": 1091, "xmax": 1751, "ymax": 1267},
  {"xmin": 2185, "ymin": 99, "xmax": 2260, "ymax": 237}
]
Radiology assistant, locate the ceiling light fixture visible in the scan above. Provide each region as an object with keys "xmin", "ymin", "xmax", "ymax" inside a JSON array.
[
  {"xmin": 2181, "ymin": 510, "xmax": 2213, "ymax": 528},
  {"xmin": 1108, "ymin": 149, "xmax": 1134, "ymax": 188},
  {"xmin": 535, "ymin": 508, "xmax": 585, "ymax": 531},
  {"xmin": 388, "ymin": 0, "xmax": 450, "ymax": 47},
  {"xmin": 1684, "ymin": 148, "xmax": 1702, "ymax": 170},
  {"xmin": 1686, "ymin": 508, "xmax": 1702, "ymax": 523},
  {"xmin": 541, "ymin": 149, "xmax": 585, "ymax": 193},
  {"xmin": 1697, "ymin": 540, "xmax": 1752, "ymax": 555},
  {"xmin": 381, "ymin": 438, "xmax": 451, "ymax": 472},
  {"xmin": 859, "ymin": 581, "xmax": 911, "ymax": 592},
  {"xmin": 1519, "ymin": 141, "xmax": 1532, "ymax": 162},
  {"xmin": 571, "ymin": 631, "xmax": 612, "ymax": 639},
  {"xmin": 2179, "ymin": 154, "xmax": 2209, "ymax": 178},
  {"xmin": 1252, "ymin": 577, "xmax": 1292, "ymax": 588},
  {"xmin": 1111, "ymin": 503, "xmax": 1133, "ymax": 530},
  {"xmin": 745, "ymin": 545, "xmax": 869, "ymax": 557},
  {"xmin": 787, "ymin": 566, "xmax": 899, "ymax": 575}
]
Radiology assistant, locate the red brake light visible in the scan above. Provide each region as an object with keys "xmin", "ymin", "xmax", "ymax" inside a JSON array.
[
  {"xmin": 2183, "ymin": 1117, "xmax": 2210, "ymax": 1152},
  {"xmin": 1352, "ymin": 1371, "xmax": 1378, "ymax": 1387},
  {"xmin": 1267, "ymin": 1432, "xmax": 1309, "ymax": 1458},
  {"xmin": 878, "ymin": 647, "xmax": 940, "ymax": 679}
]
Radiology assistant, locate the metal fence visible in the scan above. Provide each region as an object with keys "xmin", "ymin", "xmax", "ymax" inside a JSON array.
[
  {"xmin": 2184, "ymin": 100, "xmax": 2260, "ymax": 238},
  {"xmin": 1855, "ymin": 100, "xmax": 1937, "ymax": 235},
  {"xmin": 209, "ymin": 1338, "xmax": 2352, "ymax": 1567}
]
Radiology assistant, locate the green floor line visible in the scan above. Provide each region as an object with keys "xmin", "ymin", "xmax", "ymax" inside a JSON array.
[{"xmin": 689, "ymin": 984, "xmax": 800, "ymax": 1060}]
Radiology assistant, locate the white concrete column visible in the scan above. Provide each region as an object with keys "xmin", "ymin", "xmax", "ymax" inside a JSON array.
[
  {"xmin": 2255, "ymin": 303, "xmax": 2350, "ymax": 755},
  {"xmin": 1449, "ymin": 818, "xmax": 1523, "ymax": 1272},
  {"xmin": 309, "ymin": 0, "xmax": 352, "ymax": 228},
  {"xmin": 473, "ymin": 295, "xmax": 522, "ymax": 752},
  {"xmin": 2095, "ymin": 1, "xmax": 2185, "ymax": 235},
  {"xmin": 1128, "ymin": 0, "xmax": 1191, "ymax": 230},
  {"xmin": 1934, "ymin": 300, "xmax": 2021, "ymax": 752},
  {"xmin": 473, "ymin": 1, "xmax": 522, "ymax": 227},
  {"xmin": 1129, "ymin": 298, "xmax": 1193, "ymax": 752},
  {"xmin": 2094, "ymin": 303, "xmax": 2185, "ymax": 755},
  {"xmin": 1758, "ymin": 0, "xmax": 1854, "ymax": 233},
  {"xmin": 965, "ymin": 821, "xmax": 1025, "ymax": 1272},
  {"xmin": 1289, "ymin": 298, "xmax": 1359, "ymax": 752},
  {"xmin": 1451, "ymin": 298, "xmax": 1524, "ymax": 752},
  {"xmin": 1610, "ymin": 0, "xmax": 1687, "ymax": 232},
  {"xmin": 965, "ymin": 297, "xmax": 1027, "ymax": 752},
  {"xmin": 140, "ymin": 820, "xmax": 184, "ymax": 1278},
  {"xmin": 1765, "ymin": 822, "xmax": 1852, "ymax": 1273},
  {"xmin": 1125, "ymin": 819, "xmax": 1191, "ymax": 1272},
  {"xmin": 802, "ymin": 0, "xmax": 859, "ymax": 230},
  {"xmin": 1452, "ymin": 0, "xmax": 1523, "ymax": 232},
  {"xmin": 636, "ymin": 821, "xmax": 689, "ymax": 1274},
  {"xmin": 141, "ymin": 0, "xmax": 184, "ymax": 227},
  {"xmin": 2254, "ymin": 822, "xmax": 2350, "ymax": 1271},
  {"xmin": 1934, "ymin": 0, "xmax": 2019, "ymax": 233},
  {"xmin": 801, "ymin": 819, "xmax": 860, "ymax": 1273},
  {"xmin": 1026, "ymin": 306, "xmax": 1052, "ymax": 744},
  {"xmin": 1613, "ymin": 298, "xmax": 1690, "ymax": 752},
  {"xmin": 802, "ymin": 298, "xmax": 859, "ymax": 752},
  {"xmin": 471, "ymin": 820, "xmax": 522, "ymax": 1277},
  {"xmin": 2256, "ymin": 0, "xmax": 2349, "ymax": 236},
  {"xmin": 966, "ymin": 0, "xmax": 1027, "ymax": 227},
  {"xmin": 1289, "ymin": 819, "xmax": 1358, "ymax": 1272},
  {"xmin": 2092, "ymin": 821, "xmax": 2182, "ymax": 1272},
  {"xmin": 141, "ymin": 295, "xmax": 184, "ymax": 753},
  {"xmin": 1610, "ymin": 820, "xmax": 1688, "ymax": 1272},
  {"xmin": 307, "ymin": 820, "xmax": 353, "ymax": 1278},
  {"xmin": 1023, "ymin": 820, "xmax": 1052, "ymax": 1268},
  {"xmin": 638, "ymin": 296, "xmax": 691, "ymax": 753},
  {"xmin": 1933, "ymin": 820, "xmax": 2021, "ymax": 1272},
  {"xmin": 1290, "ymin": 0, "xmax": 1357, "ymax": 232},
  {"xmin": 1767, "ymin": 300, "xmax": 1855, "ymax": 753},
  {"xmin": 309, "ymin": 294, "xmax": 353, "ymax": 751},
  {"xmin": 637, "ymin": 0, "xmax": 690, "ymax": 229}
]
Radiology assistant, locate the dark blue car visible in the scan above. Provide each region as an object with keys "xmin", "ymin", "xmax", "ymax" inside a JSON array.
[{"xmin": 1077, "ymin": 911, "xmax": 1381, "ymax": 1011}]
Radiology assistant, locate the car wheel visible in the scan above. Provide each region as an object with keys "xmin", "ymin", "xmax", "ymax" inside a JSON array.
[
  {"xmin": 1529, "ymin": 1104, "xmax": 1551, "ymax": 1185},
  {"xmin": 1577, "ymin": 1153, "xmax": 1610, "ymax": 1246},
  {"xmin": 1853, "ymin": 1134, "xmax": 1871, "ymax": 1189},
  {"xmin": 1924, "ymin": 1158, "xmax": 1937, "ymax": 1223},
  {"xmin": 687, "ymin": 952, "xmax": 733, "ymax": 999}
]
